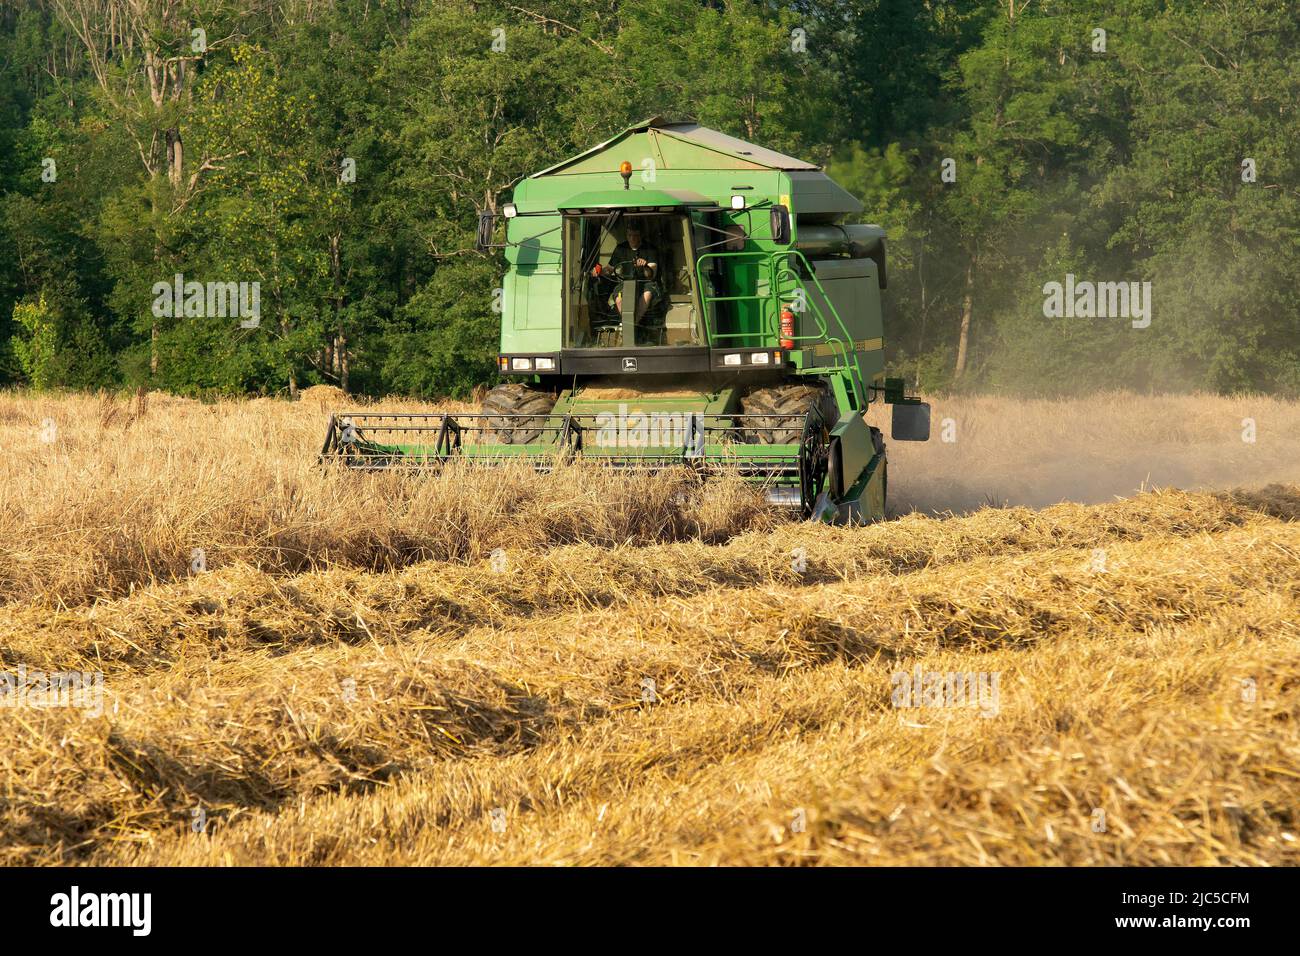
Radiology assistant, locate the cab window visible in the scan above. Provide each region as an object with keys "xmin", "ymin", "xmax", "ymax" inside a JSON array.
[{"xmin": 563, "ymin": 211, "xmax": 705, "ymax": 348}]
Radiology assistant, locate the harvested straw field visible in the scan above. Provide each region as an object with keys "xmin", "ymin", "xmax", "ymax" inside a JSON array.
[{"xmin": 0, "ymin": 389, "xmax": 1297, "ymax": 866}]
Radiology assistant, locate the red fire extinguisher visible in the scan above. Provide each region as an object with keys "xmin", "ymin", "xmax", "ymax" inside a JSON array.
[{"xmin": 779, "ymin": 307, "xmax": 795, "ymax": 350}]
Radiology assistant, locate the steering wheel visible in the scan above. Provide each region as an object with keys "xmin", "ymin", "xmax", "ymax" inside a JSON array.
[{"xmin": 592, "ymin": 259, "xmax": 642, "ymax": 282}]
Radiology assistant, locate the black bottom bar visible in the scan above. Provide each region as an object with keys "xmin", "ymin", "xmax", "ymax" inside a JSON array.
[{"xmin": 1, "ymin": 866, "xmax": 1286, "ymax": 943}]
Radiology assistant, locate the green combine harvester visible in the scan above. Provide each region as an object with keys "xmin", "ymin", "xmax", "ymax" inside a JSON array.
[{"xmin": 320, "ymin": 117, "xmax": 930, "ymax": 522}]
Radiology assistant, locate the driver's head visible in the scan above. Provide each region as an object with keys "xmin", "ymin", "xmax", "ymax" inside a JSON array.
[{"xmin": 626, "ymin": 224, "xmax": 642, "ymax": 248}]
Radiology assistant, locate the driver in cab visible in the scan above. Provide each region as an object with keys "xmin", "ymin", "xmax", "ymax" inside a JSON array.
[{"xmin": 606, "ymin": 223, "xmax": 659, "ymax": 321}]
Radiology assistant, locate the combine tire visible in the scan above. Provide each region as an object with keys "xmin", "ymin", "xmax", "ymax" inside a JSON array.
[
  {"xmin": 480, "ymin": 384, "xmax": 555, "ymax": 444},
  {"xmin": 742, "ymin": 382, "xmax": 839, "ymax": 443}
]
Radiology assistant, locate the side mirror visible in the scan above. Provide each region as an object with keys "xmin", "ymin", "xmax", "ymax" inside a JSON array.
[
  {"xmin": 891, "ymin": 402, "xmax": 930, "ymax": 442},
  {"xmin": 476, "ymin": 211, "xmax": 496, "ymax": 252},
  {"xmin": 770, "ymin": 204, "xmax": 791, "ymax": 245}
]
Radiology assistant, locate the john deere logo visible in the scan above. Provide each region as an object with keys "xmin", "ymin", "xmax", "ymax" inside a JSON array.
[{"xmin": 622, "ymin": 357, "xmax": 638, "ymax": 371}]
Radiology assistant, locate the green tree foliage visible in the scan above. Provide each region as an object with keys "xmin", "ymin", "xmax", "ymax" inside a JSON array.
[
  {"xmin": 0, "ymin": 0, "xmax": 1296, "ymax": 398},
  {"xmin": 10, "ymin": 294, "xmax": 57, "ymax": 387}
]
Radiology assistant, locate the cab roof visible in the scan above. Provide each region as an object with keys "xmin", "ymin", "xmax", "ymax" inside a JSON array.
[{"xmin": 532, "ymin": 117, "xmax": 821, "ymax": 177}]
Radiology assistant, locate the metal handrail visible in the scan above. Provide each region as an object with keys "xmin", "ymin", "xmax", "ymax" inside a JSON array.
[
  {"xmin": 692, "ymin": 249, "xmax": 866, "ymax": 405},
  {"xmin": 692, "ymin": 250, "xmax": 777, "ymax": 346},
  {"xmin": 770, "ymin": 251, "xmax": 867, "ymax": 404}
]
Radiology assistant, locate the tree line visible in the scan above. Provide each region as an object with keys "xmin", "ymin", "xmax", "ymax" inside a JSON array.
[{"xmin": 1, "ymin": 0, "xmax": 1296, "ymax": 398}]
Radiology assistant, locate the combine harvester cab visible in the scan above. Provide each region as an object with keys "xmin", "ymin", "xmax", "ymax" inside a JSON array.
[{"xmin": 320, "ymin": 117, "xmax": 930, "ymax": 523}]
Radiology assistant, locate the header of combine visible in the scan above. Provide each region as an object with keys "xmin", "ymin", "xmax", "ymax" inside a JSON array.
[{"xmin": 324, "ymin": 116, "xmax": 930, "ymax": 524}]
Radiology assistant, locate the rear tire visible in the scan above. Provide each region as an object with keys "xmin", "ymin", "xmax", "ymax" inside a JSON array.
[
  {"xmin": 741, "ymin": 382, "xmax": 839, "ymax": 443},
  {"xmin": 480, "ymin": 383, "xmax": 555, "ymax": 444}
]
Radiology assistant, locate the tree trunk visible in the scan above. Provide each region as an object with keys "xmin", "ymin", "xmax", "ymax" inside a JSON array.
[
  {"xmin": 166, "ymin": 127, "xmax": 183, "ymax": 187},
  {"xmin": 330, "ymin": 232, "xmax": 347, "ymax": 392},
  {"xmin": 165, "ymin": 57, "xmax": 185, "ymax": 186},
  {"xmin": 150, "ymin": 195, "xmax": 161, "ymax": 377},
  {"xmin": 916, "ymin": 230, "xmax": 928, "ymax": 352},
  {"xmin": 954, "ymin": 257, "xmax": 975, "ymax": 378},
  {"xmin": 335, "ymin": 333, "xmax": 349, "ymax": 392}
]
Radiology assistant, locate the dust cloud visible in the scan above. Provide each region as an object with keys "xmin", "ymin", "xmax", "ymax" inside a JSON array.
[{"xmin": 866, "ymin": 392, "xmax": 1300, "ymax": 517}]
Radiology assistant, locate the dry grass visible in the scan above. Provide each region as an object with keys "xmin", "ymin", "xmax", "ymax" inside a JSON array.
[
  {"xmin": 0, "ymin": 390, "xmax": 773, "ymax": 608},
  {"xmin": 0, "ymin": 388, "xmax": 1296, "ymax": 866}
]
